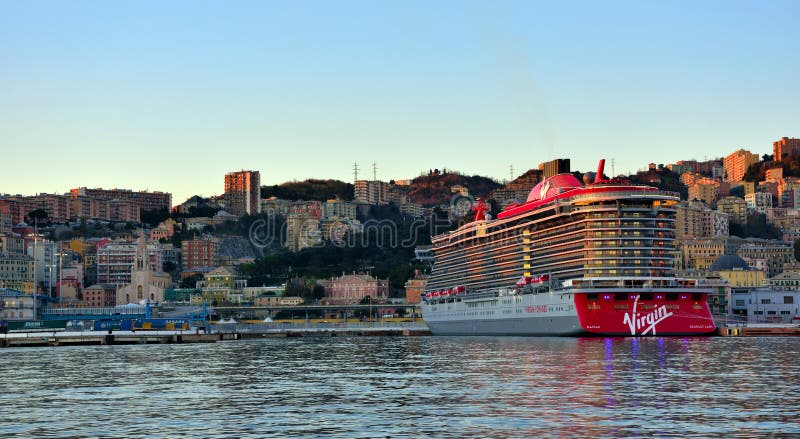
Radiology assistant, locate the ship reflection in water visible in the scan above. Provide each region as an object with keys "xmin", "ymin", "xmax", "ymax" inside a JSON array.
[{"xmin": 1, "ymin": 337, "xmax": 797, "ymax": 437}]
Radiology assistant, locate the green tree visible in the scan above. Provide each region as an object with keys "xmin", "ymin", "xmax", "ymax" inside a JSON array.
[
  {"xmin": 162, "ymin": 261, "xmax": 177, "ymax": 272},
  {"xmin": 140, "ymin": 208, "xmax": 171, "ymax": 227},
  {"xmin": 180, "ymin": 274, "xmax": 203, "ymax": 289},
  {"xmin": 26, "ymin": 209, "xmax": 48, "ymax": 224}
]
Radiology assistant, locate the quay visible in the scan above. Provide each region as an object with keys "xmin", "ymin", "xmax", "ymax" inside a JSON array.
[
  {"xmin": 717, "ymin": 324, "xmax": 800, "ymax": 337},
  {"xmin": 0, "ymin": 322, "xmax": 432, "ymax": 348}
]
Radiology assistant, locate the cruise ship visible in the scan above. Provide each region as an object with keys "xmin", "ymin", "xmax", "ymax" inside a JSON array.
[{"xmin": 421, "ymin": 160, "xmax": 716, "ymax": 336}]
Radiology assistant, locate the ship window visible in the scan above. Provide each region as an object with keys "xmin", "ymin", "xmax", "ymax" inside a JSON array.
[
  {"xmin": 639, "ymin": 293, "xmax": 653, "ymax": 301},
  {"xmin": 692, "ymin": 294, "xmax": 702, "ymax": 302},
  {"xmin": 666, "ymin": 293, "xmax": 678, "ymax": 301},
  {"xmin": 586, "ymin": 293, "xmax": 598, "ymax": 300},
  {"xmin": 614, "ymin": 293, "xmax": 627, "ymax": 301}
]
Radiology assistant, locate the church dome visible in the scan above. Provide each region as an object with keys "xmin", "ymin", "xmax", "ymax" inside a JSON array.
[{"xmin": 710, "ymin": 255, "xmax": 750, "ymax": 271}]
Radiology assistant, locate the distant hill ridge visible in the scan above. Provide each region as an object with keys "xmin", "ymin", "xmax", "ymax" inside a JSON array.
[{"xmin": 406, "ymin": 171, "xmax": 501, "ymax": 207}]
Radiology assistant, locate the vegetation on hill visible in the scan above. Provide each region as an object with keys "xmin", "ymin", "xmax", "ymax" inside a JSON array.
[
  {"xmin": 239, "ymin": 205, "xmax": 441, "ymax": 295},
  {"xmin": 406, "ymin": 170, "xmax": 501, "ymax": 207},
  {"xmin": 729, "ymin": 212, "xmax": 782, "ymax": 240},
  {"xmin": 740, "ymin": 155, "xmax": 800, "ymax": 183},
  {"xmin": 627, "ymin": 166, "xmax": 688, "ymax": 200},
  {"xmin": 261, "ymin": 179, "xmax": 354, "ymax": 201}
]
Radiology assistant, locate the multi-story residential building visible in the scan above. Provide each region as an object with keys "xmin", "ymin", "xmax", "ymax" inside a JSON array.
[
  {"xmin": 155, "ymin": 242, "xmax": 180, "ymax": 270},
  {"xmin": 745, "ymin": 192, "xmax": 773, "ymax": 214},
  {"xmin": 669, "ymin": 160, "xmax": 698, "ymax": 175},
  {"xmin": 680, "ymin": 172, "xmax": 703, "ymax": 187},
  {"xmin": 675, "ymin": 201, "xmax": 729, "ymax": 239},
  {"xmin": 324, "ymin": 199, "xmax": 357, "ymax": 220},
  {"xmin": 778, "ymin": 187, "xmax": 800, "ymax": 209},
  {"xmin": 765, "ymin": 208, "xmax": 800, "ymax": 230},
  {"xmin": 0, "ymin": 255, "xmax": 34, "ymax": 293},
  {"xmin": 758, "ymin": 181, "xmax": 779, "ymax": 201},
  {"xmin": 723, "ymin": 149, "xmax": 759, "ymax": 182},
  {"xmin": 354, "ymin": 180, "xmax": 389, "ymax": 205},
  {"xmin": 688, "ymin": 178, "xmax": 724, "ymax": 206},
  {"xmin": 96, "ymin": 241, "xmax": 138, "ymax": 286},
  {"xmin": 670, "ymin": 159, "xmax": 724, "ymax": 178},
  {"xmin": 320, "ymin": 273, "xmax": 389, "ymax": 305},
  {"xmin": 403, "ymin": 271, "xmax": 428, "ymax": 304},
  {"xmin": 716, "ymin": 196, "xmax": 748, "ymax": 224},
  {"xmin": 737, "ymin": 242, "xmax": 794, "ymax": 277},
  {"xmin": 26, "ymin": 240, "xmax": 61, "ymax": 293},
  {"xmin": 399, "ymin": 201, "xmax": 425, "ymax": 217},
  {"xmin": 773, "ymin": 137, "xmax": 800, "ymax": 162},
  {"xmin": 679, "ymin": 238, "xmax": 726, "ymax": 271},
  {"xmin": 290, "ymin": 201, "xmax": 323, "ymax": 219},
  {"xmin": 181, "ymin": 236, "xmax": 220, "ymax": 270},
  {"xmin": 69, "ymin": 187, "xmax": 172, "ymax": 211},
  {"xmin": 260, "ymin": 197, "xmax": 292, "ymax": 216},
  {"xmin": 196, "ymin": 266, "xmax": 248, "ymax": 304},
  {"xmin": 285, "ymin": 212, "xmax": 321, "ymax": 252},
  {"xmin": 778, "ymin": 177, "xmax": 800, "ymax": 208},
  {"xmin": 729, "ymin": 181, "xmax": 756, "ymax": 197},
  {"xmin": 82, "ymin": 284, "xmax": 117, "ymax": 307},
  {"xmin": 0, "ymin": 198, "xmax": 30, "ymax": 225},
  {"xmin": 253, "ymin": 294, "xmax": 304, "ymax": 307},
  {"xmin": 6, "ymin": 194, "xmax": 71, "ymax": 223},
  {"xmin": 107, "ymin": 199, "xmax": 140, "ymax": 222},
  {"xmin": 0, "ymin": 289, "xmax": 49, "ymax": 320},
  {"xmin": 0, "ymin": 234, "xmax": 25, "ymax": 256},
  {"xmin": 0, "ymin": 208, "xmax": 12, "ymax": 234},
  {"xmin": 539, "ymin": 159, "xmax": 570, "ymax": 179},
  {"xmin": 492, "ymin": 188, "xmax": 531, "ymax": 206},
  {"xmin": 224, "ymin": 170, "xmax": 261, "ymax": 216},
  {"xmin": 56, "ymin": 262, "xmax": 83, "ymax": 300},
  {"xmin": 765, "ymin": 167, "xmax": 783, "ymax": 183}
]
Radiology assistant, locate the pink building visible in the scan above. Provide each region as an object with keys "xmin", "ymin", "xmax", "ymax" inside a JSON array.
[{"xmin": 321, "ymin": 273, "xmax": 389, "ymax": 305}]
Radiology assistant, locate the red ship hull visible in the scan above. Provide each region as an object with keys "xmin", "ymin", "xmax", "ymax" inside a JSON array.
[{"xmin": 574, "ymin": 292, "xmax": 716, "ymax": 336}]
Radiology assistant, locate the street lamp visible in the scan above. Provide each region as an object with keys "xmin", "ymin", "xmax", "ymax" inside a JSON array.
[{"xmin": 56, "ymin": 251, "xmax": 66, "ymax": 308}]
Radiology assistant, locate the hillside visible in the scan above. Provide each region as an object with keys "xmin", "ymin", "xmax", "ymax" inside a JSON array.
[
  {"xmin": 261, "ymin": 179, "xmax": 354, "ymax": 201},
  {"xmin": 406, "ymin": 171, "xmax": 501, "ymax": 207}
]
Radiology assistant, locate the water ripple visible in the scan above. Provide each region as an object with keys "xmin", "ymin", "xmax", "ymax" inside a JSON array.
[{"xmin": 1, "ymin": 336, "xmax": 799, "ymax": 437}]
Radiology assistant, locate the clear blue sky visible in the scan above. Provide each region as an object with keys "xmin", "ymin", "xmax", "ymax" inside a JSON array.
[{"xmin": 2, "ymin": 0, "xmax": 798, "ymax": 203}]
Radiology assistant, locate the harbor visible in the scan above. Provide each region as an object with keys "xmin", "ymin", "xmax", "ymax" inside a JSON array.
[
  {"xmin": 0, "ymin": 321, "xmax": 432, "ymax": 348},
  {"xmin": 5, "ymin": 319, "xmax": 800, "ymax": 348}
]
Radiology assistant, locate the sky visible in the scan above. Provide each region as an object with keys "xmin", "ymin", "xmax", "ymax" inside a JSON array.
[{"xmin": 1, "ymin": 0, "xmax": 799, "ymax": 204}]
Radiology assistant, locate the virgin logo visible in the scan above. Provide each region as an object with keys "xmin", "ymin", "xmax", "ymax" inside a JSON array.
[
  {"xmin": 623, "ymin": 295, "xmax": 673, "ymax": 335},
  {"xmin": 539, "ymin": 181, "xmax": 551, "ymax": 199}
]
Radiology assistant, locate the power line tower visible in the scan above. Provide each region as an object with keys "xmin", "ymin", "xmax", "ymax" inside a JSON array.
[
  {"xmin": 372, "ymin": 163, "xmax": 377, "ymax": 181},
  {"xmin": 611, "ymin": 158, "xmax": 615, "ymax": 177},
  {"xmin": 353, "ymin": 162, "xmax": 360, "ymax": 182},
  {"xmin": 509, "ymin": 164, "xmax": 515, "ymax": 181}
]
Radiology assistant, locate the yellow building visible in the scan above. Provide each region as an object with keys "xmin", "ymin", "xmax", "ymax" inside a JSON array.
[
  {"xmin": 680, "ymin": 239, "xmax": 726, "ymax": 271},
  {"xmin": 196, "ymin": 266, "xmax": 247, "ymax": 304},
  {"xmin": 688, "ymin": 179, "xmax": 721, "ymax": 206},
  {"xmin": 716, "ymin": 196, "xmax": 748, "ymax": 224}
]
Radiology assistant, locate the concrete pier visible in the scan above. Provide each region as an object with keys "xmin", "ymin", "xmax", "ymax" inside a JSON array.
[{"xmin": 0, "ymin": 324, "xmax": 431, "ymax": 348}]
